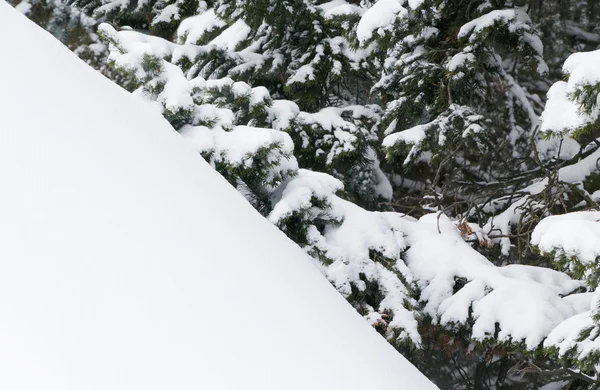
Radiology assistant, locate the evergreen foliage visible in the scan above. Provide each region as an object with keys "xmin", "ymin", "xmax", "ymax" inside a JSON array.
[{"xmin": 376, "ymin": 1, "xmax": 547, "ymax": 224}]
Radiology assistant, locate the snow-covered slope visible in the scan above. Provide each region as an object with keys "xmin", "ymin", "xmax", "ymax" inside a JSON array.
[{"xmin": 0, "ymin": 3, "xmax": 435, "ymax": 389}]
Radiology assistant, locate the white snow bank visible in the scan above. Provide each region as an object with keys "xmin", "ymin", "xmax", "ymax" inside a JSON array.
[{"xmin": 0, "ymin": 3, "xmax": 436, "ymax": 389}]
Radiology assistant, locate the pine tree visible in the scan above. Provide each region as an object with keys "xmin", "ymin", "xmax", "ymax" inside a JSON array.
[{"xmin": 369, "ymin": 1, "xmax": 547, "ymax": 228}]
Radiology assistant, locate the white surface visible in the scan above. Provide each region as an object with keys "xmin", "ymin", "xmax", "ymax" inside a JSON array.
[
  {"xmin": 0, "ymin": 3, "xmax": 436, "ymax": 389},
  {"xmin": 406, "ymin": 214, "xmax": 582, "ymax": 349},
  {"xmin": 540, "ymin": 49, "xmax": 600, "ymax": 135},
  {"xmin": 532, "ymin": 211, "xmax": 600, "ymax": 264},
  {"xmin": 356, "ymin": 0, "xmax": 407, "ymax": 43}
]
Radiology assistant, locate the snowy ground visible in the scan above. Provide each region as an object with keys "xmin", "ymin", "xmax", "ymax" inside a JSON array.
[{"xmin": 0, "ymin": 3, "xmax": 436, "ymax": 389}]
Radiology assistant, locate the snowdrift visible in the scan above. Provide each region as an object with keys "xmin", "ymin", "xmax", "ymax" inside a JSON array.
[{"xmin": 0, "ymin": 3, "xmax": 435, "ymax": 389}]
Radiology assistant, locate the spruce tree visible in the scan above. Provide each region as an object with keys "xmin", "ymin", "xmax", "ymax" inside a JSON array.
[{"xmin": 371, "ymin": 1, "xmax": 547, "ymax": 229}]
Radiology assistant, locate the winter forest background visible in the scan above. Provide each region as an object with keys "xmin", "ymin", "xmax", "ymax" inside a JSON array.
[{"xmin": 8, "ymin": 0, "xmax": 600, "ymax": 388}]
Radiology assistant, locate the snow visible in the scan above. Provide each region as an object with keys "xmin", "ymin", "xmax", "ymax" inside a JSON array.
[
  {"xmin": 382, "ymin": 124, "xmax": 427, "ymax": 165},
  {"xmin": 95, "ymin": 0, "xmax": 129, "ymax": 15},
  {"xmin": 541, "ymin": 49, "xmax": 600, "ymax": 136},
  {"xmin": 318, "ymin": 0, "xmax": 349, "ymax": 13},
  {"xmin": 268, "ymin": 169, "xmax": 344, "ymax": 224},
  {"xmin": 151, "ymin": 3, "xmax": 179, "ymax": 25},
  {"xmin": 329, "ymin": 35, "xmax": 372, "ymax": 64},
  {"xmin": 181, "ymin": 124, "xmax": 294, "ymax": 167},
  {"xmin": 558, "ymin": 146, "xmax": 600, "ymax": 183},
  {"xmin": 14, "ymin": 0, "xmax": 31, "ymax": 14},
  {"xmin": 209, "ymin": 19, "xmax": 251, "ymax": 51},
  {"xmin": 265, "ymin": 166, "xmax": 588, "ymax": 351},
  {"xmin": 322, "ymin": 196, "xmax": 419, "ymax": 341},
  {"xmin": 368, "ymin": 148, "xmax": 394, "ymax": 199},
  {"xmin": 562, "ymin": 293, "xmax": 594, "ymax": 314},
  {"xmin": 563, "ymin": 49, "xmax": 600, "ymax": 88},
  {"xmin": 383, "ymin": 105, "xmax": 483, "ymax": 165},
  {"xmin": 486, "ymin": 143, "xmax": 600, "ymax": 256},
  {"xmin": 446, "ymin": 51, "xmax": 475, "ymax": 71},
  {"xmin": 320, "ymin": 1, "xmax": 363, "ymax": 19},
  {"xmin": 564, "ymin": 21, "xmax": 600, "ymax": 44},
  {"xmin": 540, "ymin": 381, "xmax": 572, "ymax": 390},
  {"xmin": 268, "ymin": 170, "xmax": 420, "ymax": 344},
  {"xmin": 407, "ymin": 215, "xmax": 582, "ymax": 349},
  {"xmin": 540, "ymin": 80, "xmax": 594, "ymax": 134},
  {"xmin": 459, "ymin": 9, "xmax": 529, "ymax": 39},
  {"xmin": 544, "ymin": 309, "xmax": 599, "ymax": 360},
  {"xmin": 356, "ymin": 0, "xmax": 408, "ymax": 43},
  {"xmin": 177, "ymin": 9, "xmax": 226, "ymax": 45},
  {"xmin": 458, "ymin": 9, "xmax": 544, "ymax": 68},
  {"xmin": 0, "ymin": 4, "xmax": 437, "ymax": 389},
  {"xmin": 294, "ymin": 105, "xmax": 382, "ymax": 172},
  {"xmin": 532, "ymin": 211, "xmax": 600, "ymax": 264},
  {"xmin": 286, "ymin": 64, "xmax": 315, "ymax": 84},
  {"xmin": 268, "ymin": 99, "xmax": 300, "ymax": 130},
  {"xmin": 383, "ymin": 124, "xmax": 426, "ymax": 146}
]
